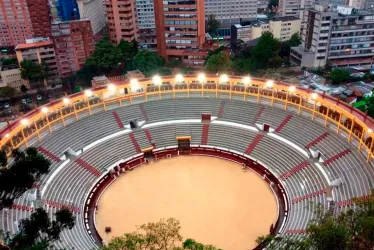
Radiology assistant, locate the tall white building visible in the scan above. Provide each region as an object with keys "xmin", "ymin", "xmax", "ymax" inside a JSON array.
[
  {"xmin": 205, "ymin": 0, "xmax": 258, "ymax": 24},
  {"xmin": 278, "ymin": 0, "xmax": 314, "ymax": 17},
  {"xmin": 136, "ymin": 0, "xmax": 155, "ymax": 30},
  {"xmin": 77, "ymin": 0, "xmax": 106, "ymax": 36}
]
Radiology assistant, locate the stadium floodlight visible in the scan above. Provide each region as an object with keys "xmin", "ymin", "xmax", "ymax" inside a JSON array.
[
  {"xmin": 175, "ymin": 74, "xmax": 184, "ymax": 83},
  {"xmin": 5, "ymin": 134, "xmax": 9, "ymax": 138},
  {"xmin": 220, "ymin": 74, "xmax": 229, "ymax": 83},
  {"xmin": 197, "ymin": 73, "xmax": 206, "ymax": 83},
  {"xmin": 266, "ymin": 80, "xmax": 274, "ymax": 88},
  {"xmin": 311, "ymin": 93, "xmax": 318, "ymax": 99},
  {"xmin": 63, "ymin": 97, "xmax": 70, "ymax": 104},
  {"xmin": 41, "ymin": 107, "xmax": 48, "ymax": 113},
  {"xmin": 369, "ymin": 129, "xmax": 373, "ymax": 133},
  {"xmin": 85, "ymin": 89, "xmax": 92, "ymax": 97},
  {"xmin": 107, "ymin": 83, "xmax": 116, "ymax": 92},
  {"xmin": 289, "ymin": 86, "xmax": 296, "ymax": 92},
  {"xmin": 130, "ymin": 79, "xmax": 139, "ymax": 89},
  {"xmin": 21, "ymin": 119, "xmax": 29, "ymax": 126},
  {"xmin": 243, "ymin": 76, "xmax": 251, "ymax": 85},
  {"xmin": 153, "ymin": 75, "xmax": 162, "ymax": 85}
]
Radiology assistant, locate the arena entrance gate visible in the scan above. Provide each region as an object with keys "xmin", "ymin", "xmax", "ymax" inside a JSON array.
[{"xmin": 177, "ymin": 136, "xmax": 191, "ymax": 155}]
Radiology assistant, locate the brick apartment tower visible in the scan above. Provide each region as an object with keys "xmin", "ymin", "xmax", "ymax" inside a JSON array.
[
  {"xmin": 0, "ymin": 0, "xmax": 52, "ymax": 48},
  {"xmin": 104, "ymin": 0, "xmax": 139, "ymax": 43},
  {"xmin": 26, "ymin": 0, "xmax": 52, "ymax": 37},
  {"xmin": 153, "ymin": 0, "xmax": 205, "ymax": 61},
  {"xmin": 51, "ymin": 20, "xmax": 96, "ymax": 78}
]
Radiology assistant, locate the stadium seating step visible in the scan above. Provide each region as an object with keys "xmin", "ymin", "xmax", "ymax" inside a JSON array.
[
  {"xmin": 323, "ymin": 149, "xmax": 351, "ymax": 166},
  {"xmin": 37, "ymin": 146, "xmax": 61, "ymax": 162},
  {"xmin": 244, "ymin": 134, "xmax": 264, "ymax": 155},
  {"xmin": 129, "ymin": 133, "xmax": 142, "ymax": 153},
  {"xmin": 112, "ymin": 111, "xmax": 124, "ymax": 129},
  {"xmin": 280, "ymin": 161, "xmax": 309, "ymax": 180},
  {"xmin": 305, "ymin": 132, "xmax": 329, "ymax": 149},
  {"xmin": 201, "ymin": 124, "xmax": 210, "ymax": 145},
  {"xmin": 274, "ymin": 115, "xmax": 293, "ymax": 133},
  {"xmin": 75, "ymin": 158, "xmax": 101, "ymax": 177}
]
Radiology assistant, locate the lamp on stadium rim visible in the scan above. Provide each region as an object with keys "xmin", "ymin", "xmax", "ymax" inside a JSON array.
[
  {"xmin": 220, "ymin": 74, "xmax": 229, "ymax": 83},
  {"xmin": 5, "ymin": 134, "xmax": 9, "ymax": 138},
  {"xmin": 85, "ymin": 89, "xmax": 92, "ymax": 97},
  {"xmin": 153, "ymin": 75, "xmax": 162, "ymax": 85},
  {"xmin": 311, "ymin": 93, "xmax": 318, "ymax": 99},
  {"xmin": 243, "ymin": 76, "xmax": 251, "ymax": 85},
  {"xmin": 175, "ymin": 74, "xmax": 184, "ymax": 83},
  {"xmin": 197, "ymin": 73, "xmax": 206, "ymax": 83},
  {"xmin": 266, "ymin": 80, "xmax": 274, "ymax": 88},
  {"xmin": 107, "ymin": 83, "xmax": 116, "ymax": 92},
  {"xmin": 63, "ymin": 97, "xmax": 70, "ymax": 104},
  {"xmin": 130, "ymin": 79, "xmax": 139, "ymax": 89},
  {"xmin": 21, "ymin": 119, "xmax": 29, "ymax": 126},
  {"xmin": 369, "ymin": 129, "xmax": 373, "ymax": 133},
  {"xmin": 289, "ymin": 86, "xmax": 296, "ymax": 92},
  {"xmin": 41, "ymin": 107, "xmax": 48, "ymax": 113}
]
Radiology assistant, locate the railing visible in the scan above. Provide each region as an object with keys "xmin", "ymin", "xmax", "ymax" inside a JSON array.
[{"xmin": 1, "ymin": 74, "xmax": 374, "ymax": 161}]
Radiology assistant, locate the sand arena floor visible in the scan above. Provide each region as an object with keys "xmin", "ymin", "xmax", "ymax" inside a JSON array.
[{"xmin": 96, "ymin": 156, "xmax": 278, "ymax": 250}]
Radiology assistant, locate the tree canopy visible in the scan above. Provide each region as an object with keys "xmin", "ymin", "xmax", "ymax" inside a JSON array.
[
  {"xmin": 118, "ymin": 39, "xmax": 138, "ymax": 59},
  {"xmin": 101, "ymin": 218, "xmax": 221, "ymax": 250},
  {"xmin": 0, "ymin": 87, "xmax": 15, "ymax": 99},
  {"xmin": 0, "ymin": 147, "xmax": 51, "ymax": 210},
  {"xmin": 330, "ymin": 68, "xmax": 350, "ymax": 84},
  {"xmin": 86, "ymin": 37, "xmax": 123, "ymax": 74},
  {"xmin": 251, "ymin": 32, "xmax": 281, "ymax": 70},
  {"xmin": 133, "ymin": 50, "xmax": 165, "ymax": 77},
  {"xmin": 1, "ymin": 207, "xmax": 75, "ymax": 249},
  {"xmin": 259, "ymin": 190, "xmax": 374, "ymax": 250},
  {"xmin": 206, "ymin": 14, "xmax": 220, "ymax": 37},
  {"xmin": 20, "ymin": 60, "xmax": 47, "ymax": 86},
  {"xmin": 205, "ymin": 52, "xmax": 231, "ymax": 73}
]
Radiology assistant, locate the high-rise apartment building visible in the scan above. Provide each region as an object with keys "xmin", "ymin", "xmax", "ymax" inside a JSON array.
[
  {"xmin": 77, "ymin": 0, "xmax": 107, "ymax": 37},
  {"xmin": 154, "ymin": 0, "xmax": 205, "ymax": 61},
  {"xmin": 0, "ymin": 0, "xmax": 52, "ymax": 49},
  {"xmin": 57, "ymin": 0, "xmax": 80, "ymax": 21},
  {"xmin": 104, "ymin": 0, "xmax": 139, "ymax": 44},
  {"xmin": 291, "ymin": 4, "xmax": 374, "ymax": 69},
  {"xmin": 26, "ymin": 0, "xmax": 53, "ymax": 38},
  {"xmin": 278, "ymin": 0, "xmax": 314, "ymax": 17},
  {"xmin": 15, "ymin": 38, "xmax": 61, "ymax": 88},
  {"xmin": 205, "ymin": 0, "xmax": 258, "ymax": 24},
  {"xmin": 0, "ymin": 0, "xmax": 33, "ymax": 48},
  {"xmin": 51, "ymin": 20, "xmax": 95, "ymax": 78},
  {"xmin": 136, "ymin": 0, "xmax": 157, "ymax": 49}
]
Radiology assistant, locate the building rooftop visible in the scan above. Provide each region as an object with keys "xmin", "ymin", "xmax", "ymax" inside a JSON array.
[
  {"xmin": 15, "ymin": 40, "xmax": 53, "ymax": 50},
  {"xmin": 272, "ymin": 16, "xmax": 299, "ymax": 22},
  {"xmin": 1, "ymin": 64, "xmax": 19, "ymax": 71}
]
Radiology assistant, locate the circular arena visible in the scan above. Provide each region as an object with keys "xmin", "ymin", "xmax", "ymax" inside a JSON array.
[{"xmin": 1, "ymin": 74, "xmax": 374, "ymax": 249}]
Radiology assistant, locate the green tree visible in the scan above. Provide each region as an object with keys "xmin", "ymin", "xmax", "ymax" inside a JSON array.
[
  {"xmin": 133, "ymin": 50, "xmax": 164, "ymax": 77},
  {"xmin": 182, "ymin": 239, "xmax": 222, "ymax": 250},
  {"xmin": 2, "ymin": 208, "xmax": 75, "ymax": 249},
  {"xmin": 268, "ymin": 0, "xmax": 279, "ymax": 9},
  {"xmin": 20, "ymin": 60, "xmax": 46, "ymax": 89},
  {"xmin": 86, "ymin": 37, "xmax": 123, "ymax": 74},
  {"xmin": 20, "ymin": 84, "xmax": 28, "ymax": 96},
  {"xmin": 205, "ymin": 52, "xmax": 231, "ymax": 73},
  {"xmin": 330, "ymin": 68, "xmax": 350, "ymax": 84},
  {"xmin": 0, "ymin": 147, "xmax": 51, "ymax": 210},
  {"xmin": 232, "ymin": 58, "xmax": 254, "ymax": 75},
  {"xmin": 279, "ymin": 33, "xmax": 302, "ymax": 58},
  {"xmin": 0, "ymin": 87, "xmax": 15, "ymax": 99},
  {"xmin": 206, "ymin": 14, "xmax": 220, "ymax": 37},
  {"xmin": 118, "ymin": 39, "xmax": 138, "ymax": 59},
  {"xmin": 259, "ymin": 190, "xmax": 374, "ymax": 250},
  {"xmin": 102, "ymin": 218, "xmax": 182, "ymax": 250},
  {"xmin": 167, "ymin": 58, "xmax": 182, "ymax": 69},
  {"xmin": 1, "ymin": 58, "xmax": 17, "ymax": 66},
  {"xmin": 251, "ymin": 32, "xmax": 280, "ymax": 70}
]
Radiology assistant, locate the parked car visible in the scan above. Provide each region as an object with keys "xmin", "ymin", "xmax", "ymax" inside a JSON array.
[
  {"xmin": 21, "ymin": 99, "xmax": 26, "ymax": 104},
  {"xmin": 37, "ymin": 94, "xmax": 42, "ymax": 101},
  {"xmin": 48, "ymin": 93, "xmax": 53, "ymax": 99},
  {"xmin": 4, "ymin": 103, "xmax": 10, "ymax": 108},
  {"xmin": 26, "ymin": 97, "xmax": 32, "ymax": 103}
]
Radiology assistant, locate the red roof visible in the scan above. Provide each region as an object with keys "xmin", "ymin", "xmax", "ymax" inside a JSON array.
[{"xmin": 15, "ymin": 40, "xmax": 53, "ymax": 50}]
